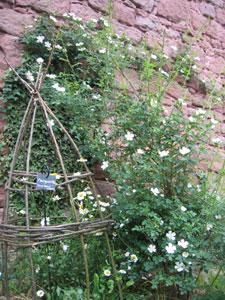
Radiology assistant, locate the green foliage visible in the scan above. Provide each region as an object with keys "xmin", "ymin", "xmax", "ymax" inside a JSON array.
[{"xmin": 1, "ymin": 14, "xmax": 225, "ymax": 300}]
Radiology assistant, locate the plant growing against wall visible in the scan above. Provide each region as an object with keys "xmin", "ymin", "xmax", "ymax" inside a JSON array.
[{"xmin": 1, "ymin": 13, "xmax": 224, "ymax": 299}]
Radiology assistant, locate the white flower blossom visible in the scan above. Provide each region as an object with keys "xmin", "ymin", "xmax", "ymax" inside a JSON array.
[
  {"xmin": 26, "ymin": 71, "xmax": 34, "ymax": 82},
  {"xmin": 118, "ymin": 269, "xmax": 126, "ymax": 274},
  {"xmin": 52, "ymin": 195, "xmax": 61, "ymax": 202},
  {"xmin": 46, "ymin": 74, "xmax": 56, "ymax": 79},
  {"xmin": 52, "ymin": 82, "xmax": 65, "ymax": 93},
  {"xmin": 175, "ymin": 262, "xmax": 186, "ymax": 272},
  {"xmin": 99, "ymin": 48, "xmax": 106, "ymax": 54},
  {"xmin": 130, "ymin": 254, "xmax": 138, "ymax": 263},
  {"xmin": 50, "ymin": 15, "xmax": 57, "ymax": 23},
  {"xmin": 36, "ymin": 57, "xmax": 44, "ymax": 64},
  {"xmin": 77, "ymin": 157, "xmax": 87, "ymax": 162},
  {"xmin": 47, "ymin": 119, "xmax": 55, "ymax": 127},
  {"xmin": 101, "ymin": 161, "xmax": 109, "ymax": 170},
  {"xmin": 215, "ymin": 214, "xmax": 222, "ymax": 220},
  {"xmin": 181, "ymin": 206, "xmax": 187, "ymax": 212},
  {"xmin": 92, "ymin": 94, "xmax": 101, "ymax": 100},
  {"xmin": 137, "ymin": 148, "xmax": 145, "ymax": 155},
  {"xmin": 212, "ymin": 137, "xmax": 222, "ymax": 144},
  {"xmin": 165, "ymin": 243, "xmax": 176, "ymax": 254},
  {"xmin": 77, "ymin": 191, "xmax": 86, "ymax": 201},
  {"xmin": 171, "ymin": 45, "xmax": 178, "ymax": 51},
  {"xmin": 182, "ymin": 252, "xmax": 189, "ymax": 258},
  {"xmin": 47, "ymin": 256, "xmax": 51, "ymax": 260},
  {"xmin": 187, "ymin": 183, "xmax": 192, "ymax": 188},
  {"xmin": 151, "ymin": 54, "xmax": 157, "ymax": 60},
  {"xmin": 44, "ymin": 41, "xmax": 52, "ymax": 49},
  {"xmin": 206, "ymin": 223, "xmax": 213, "ymax": 231},
  {"xmin": 166, "ymin": 231, "xmax": 176, "ymax": 241},
  {"xmin": 104, "ymin": 269, "xmax": 111, "ymax": 276},
  {"xmin": 37, "ymin": 290, "xmax": 45, "ymax": 298},
  {"xmin": 62, "ymin": 244, "xmax": 69, "ymax": 252},
  {"xmin": 36, "ymin": 35, "xmax": 45, "ymax": 43},
  {"xmin": 147, "ymin": 244, "xmax": 156, "ymax": 253},
  {"xmin": 211, "ymin": 118, "xmax": 218, "ymax": 125},
  {"xmin": 195, "ymin": 108, "xmax": 206, "ymax": 116},
  {"xmin": 19, "ymin": 209, "xmax": 26, "ymax": 215},
  {"xmin": 179, "ymin": 147, "xmax": 190, "ymax": 155},
  {"xmin": 158, "ymin": 150, "xmax": 169, "ymax": 158},
  {"xmin": 150, "ymin": 187, "xmax": 160, "ymax": 196},
  {"xmin": 178, "ymin": 239, "xmax": 189, "ymax": 249},
  {"xmin": 99, "ymin": 201, "xmax": 110, "ymax": 207},
  {"xmin": 125, "ymin": 131, "xmax": 135, "ymax": 141},
  {"xmin": 125, "ymin": 252, "xmax": 130, "ymax": 257},
  {"xmin": 55, "ymin": 44, "xmax": 62, "ymax": 50}
]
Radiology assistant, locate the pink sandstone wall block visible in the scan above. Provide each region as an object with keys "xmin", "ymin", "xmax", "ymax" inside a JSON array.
[
  {"xmin": 113, "ymin": 1, "xmax": 136, "ymax": 26},
  {"xmin": 88, "ymin": 0, "xmax": 108, "ymax": 13},
  {"xmin": 157, "ymin": 0, "xmax": 190, "ymax": 23}
]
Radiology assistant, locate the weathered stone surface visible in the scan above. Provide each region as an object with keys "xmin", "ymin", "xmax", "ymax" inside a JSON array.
[
  {"xmin": 216, "ymin": 8, "xmax": 225, "ymax": 25},
  {"xmin": 206, "ymin": 20, "xmax": 225, "ymax": 42},
  {"xmin": 113, "ymin": 1, "xmax": 136, "ymax": 26},
  {"xmin": 70, "ymin": 3, "xmax": 99, "ymax": 21},
  {"xmin": 131, "ymin": 0, "xmax": 155, "ymax": 12},
  {"xmin": 115, "ymin": 68, "xmax": 140, "ymax": 91},
  {"xmin": 17, "ymin": 0, "xmax": 70, "ymax": 14},
  {"xmin": 157, "ymin": 0, "xmax": 190, "ymax": 23},
  {"xmin": 0, "ymin": 9, "xmax": 33, "ymax": 36},
  {"xmin": 0, "ymin": 34, "xmax": 22, "ymax": 68},
  {"xmin": 88, "ymin": 0, "xmax": 108, "ymax": 13},
  {"xmin": 136, "ymin": 16, "xmax": 155, "ymax": 31},
  {"xmin": 209, "ymin": 0, "xmax": 224, "ymax": 7},
  {"xmin": 113, "ymin": 20, "xmax": 143, "ymax": 44},
  {"xmin": 200, "ymin": 3, "xmax": 216, "ymax": 18}
]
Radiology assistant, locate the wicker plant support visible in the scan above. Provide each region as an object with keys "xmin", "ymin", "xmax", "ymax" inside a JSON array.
[{"xmin": 1, "ymin": 61, "xmax": 123, "ymax": 300}]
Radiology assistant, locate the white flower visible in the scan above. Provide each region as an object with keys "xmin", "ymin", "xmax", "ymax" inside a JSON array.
[
  {"xmin": 36, "ymin": 35, "xmax": 45, "ymax": 43},
  {"xmin": 104, "ymin": 269, "xmax": 111, "ymax": 277},
  {"xmin": 171, "ymin": 45, "xmax": 178, "ymax": 51},
  {"xmin": 206, "ymin": 223, "xmax": 213, "ymax": 231},
  {"xmin": 150, "ymin": 187, "xmax": 160, "ymax": 196},
  {"xmin": 76, "ymin": 42, "xmax": 84, "ymax": 47},
  {"xmin": 215, "ymin": 214, "xmax": 222, "ymax": 220},
  {"xmin": 187, "ymin": 183, "xmax": 192, "ymax": 188},
  {"xmin": 211, "ymin": 118, "xmax": 218, "ymax": 125},
  {"xmin": 181, "ymin": 206, "xmax": 187, "ymax": 212},
  {"xmin": 37, "ymin": 290, "xmax": 45, "ymax": 298},
  {"xmin": 92, "ymin": 94, "xmax": 101, "ymax": 100},
  {"xmin": 55, "ymin": 44, "xmax": 62, "ymax": 50},
  {"xmin": 25, "ymin": 71, "xmax": 34, "ymax": 82},
  {"xmin": 118, "ymin": 269, "xmax": 126, "ymax": 274},
  {"xmin": 50, "ymin": 15, "xmax": 57, "ymax": 23},
  {"xmin": 178, "ymin": 239, "xmax": 189, "ymax": 249},
  {"xmin": 194, "ymin": 56, "xmax": 200, "ymax": 61},
  {"xmin": 46, "ymin": 74, "xmax": 56, "ymax": 79},
  {"xmin": 158, "ymin": 150, "xmax": 169, "ymax": 158},
  {"xmin": 77, "ymin": 191, "xmax": 86, "ymax": 200},
  {"xmin": 137, "ymin": 148, "xmax": 145, "ymax": 155},
  {"xmin": 44, "ymin": 41, "xmax": 52, "ymax": 49},
  {"xmin": 62, "ymin": 244, "xmax": 69, "ymax": 252},
  {"xmin": 125, "ymin": 252, "xmax": 130, "ymax": 257},
  {"xmin": 147, "ymin": 244, "xmax": 156, "ymax": 254},
  {"xmin": 99, "ymin": 48, "xmax": 106, "ymax": 54},
  {"xmin": 21, "ymin": 177, "xmax": 28, "ymax": 182},
  {"xmin": 99, "ymin": 201, "xmax": 110, "ymax": 207},
  {"xmin": 189, "ymin": 116, "xmax": 195, "ymax": 122},
  {"xmin": 52, "ymin": 82, "xmax": 65, "ymax": 93},
  {"xmin": 165, "ymin": 243, "xmax": 176, "ymax": 254},
  {"xmin": 79, "ymin": 206, "xmax": 89, "ymax": 215},
  {"xmin": 47, "ymin": 119, "xmax": 55, "ymax": 127},
  {"xmin": 56, "ymin": 174, "xmax": 61, "ymax": 179},
  {"xmin": 212, "ymin": 137, "xmax": 222, "ymax": 144},
  {"xmin": 175, "ymin": 262, "xmax": 186, "ymax": 272},
  {"xmin": 182, "ymin": 252, "xmax": 189, "ymax": 258},
  {"xmin": 195, "ymin": 108, "xmax": 206, "ymax": 116},
  {"xmin": 77, "ymin": 157, "xmax": 87, "ymax": 162},
  {"xmin": 19, "ymin": 209, "xmax": 26, "ymax": 215},
  {"xmin": 73, "ymin": 172, "xmax": 81, "ymax": 176},
  {"xmin": 101, "ymin": 161, "xmax": 109, "ymax": 170},
  {"xmin": 130, "ymin": 254, "xmax": 138, "ymax": 263},
  {"xmin": 125, "ymin": 131, "xmax": 135, "ymax": 141},
  {"xmin": 178, "ymin": 98, "xmax": 187, "ymax": 106},
  {"xmin": 179, "ymin": 147, "xmax": 190, "ymax": 155},
  {"xmin": 47, "ymin": 256, "xmax": 51, "ymax": 260},
  {"xmin": 52, "ymin": 195, "xmax": 61, "ymax": 202},
  {"xmin": 41, "ymin": 217, "xmax": 50, "ymax": 227},
  {"xmin": 166, "ymin": 231, "xmax": 176, "ymax": 241},
  {"xmin": 95, "ymin": 232, "xmax": 103, "ymax": 236},
  {"xmin": 160, "ymin": 69, "xmax": 169, "ymax": 77},
  {"xmin": 36, "ymin": 57, "xmax": 44, "ymax": 64},
  {"xmin": 101, "ymin": 207, "xmax": 106, "ymax": 212},
  {"xmin": 192, "ymin": 65, "xmax": 197, "ymax": 70},
  {"xmin": 151, "ymin": 54, "xmax": 157, "ymax": 60},
  {"xmin": 78, "ymin": 47, "xmax": 86, "ymax": 52},
  {"xmin": 35, "ymin": 266, "xmax": 40, "ymax": 273}
]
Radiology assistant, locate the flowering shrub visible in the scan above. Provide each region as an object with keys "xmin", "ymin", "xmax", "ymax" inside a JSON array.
[{"xmin": 1, "ymin": 14, "xmax": 225, "ymax": 299}]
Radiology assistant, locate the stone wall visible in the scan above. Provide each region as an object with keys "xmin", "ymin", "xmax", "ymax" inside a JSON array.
[{"xmin": 0, "ymin": 0, "xmax": 225, "ymax": 212}]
